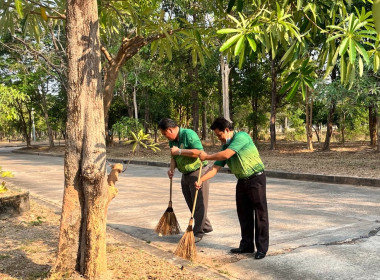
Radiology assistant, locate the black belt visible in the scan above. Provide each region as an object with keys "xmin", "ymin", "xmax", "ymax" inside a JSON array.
[{"xmin": 240, "ymin": 171, "xmax": 264, "ymax": 181}]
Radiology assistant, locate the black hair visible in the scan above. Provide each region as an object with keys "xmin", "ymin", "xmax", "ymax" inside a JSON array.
[
  {"xmin": 158, "ymin": 118, "xmax": 178, "ymax": 130},
  {"xmin": 210, "ymin": 117, "xmax": 233, "ymax": 131}
]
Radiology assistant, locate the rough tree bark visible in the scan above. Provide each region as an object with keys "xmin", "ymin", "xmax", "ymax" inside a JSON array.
[
  {"xmin": 270, "ymin": 58, "xmax": 277, "ymax": 150},
  {"xmin": 376, "ymin": 105, "xmax": 380, "ymax": 152},
  {"xmin": 38, "ymin": 85, "xmax": 54, "ymax": 147},
  {"xmin": 50, "ymin": 1, "xmax": 119, "ymax": 278},
  {"xmin": 323, "ymin": 68, "xmax": 337, "ymax": 151},
  {"xmin": 341, "ymin": 112, "xmax": 346, "ymax": 144},
  {"xmin": 323, "ymin": 100, "xmax": 336, "ymax": 151},
  {"xmin": 251, "ymin": 95, "xmax": 259, "ymax": 143},
  {"xmin": 201, "ymin": 100, "xmax": 207, "ymax": 140},
  {"xmin": 369, "ymin": 103, "xmax": 377, "ymax": 146},
  {"xmin": 15, "ymin": 100, "xmax": 32, "ymax": 147},
  {"xmin": 305, "ymin": 87, "xmax": 313, "ymax": 151},
  {"xmin": 220, "ymin": 55, "xmax": 231, "ymax": 121}
]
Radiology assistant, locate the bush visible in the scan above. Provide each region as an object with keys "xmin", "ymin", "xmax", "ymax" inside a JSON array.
[{"xmin": 284, "ymin": 127, "xmax": 306, "ymax": 141}]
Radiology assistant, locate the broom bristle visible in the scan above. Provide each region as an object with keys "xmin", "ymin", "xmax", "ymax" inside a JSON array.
[
  {"xmin": 174, "ymin": 225, "xmax": 197, "ymax": 260},
  {"xmin": 155, "ymin": 207, "xmax": 181, "ymax": 235}
]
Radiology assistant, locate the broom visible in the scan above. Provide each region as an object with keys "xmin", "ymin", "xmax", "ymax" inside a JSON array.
[
  {"xmin": 174, "ymin": 161, "xmax": 203, "ymax": 261},
  {"xmin": 154, "ymin": 160, "xmax": 181, "ymax": 236}
]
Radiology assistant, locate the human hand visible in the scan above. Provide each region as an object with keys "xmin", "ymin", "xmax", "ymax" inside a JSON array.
[
  {"xmin": 195, "ymin": 180, "xmax": 203, "ymax": 190},
  {"xmin": 171, "ymin": 146, "xmax": 179, "ymax": 155},
  {"xmin": 168, "ymin": 169, "xmax": 174, "ymax": 179},
  {"xmin": 199, "ymin": 151, "xmax": 207, "ymax": 161}
]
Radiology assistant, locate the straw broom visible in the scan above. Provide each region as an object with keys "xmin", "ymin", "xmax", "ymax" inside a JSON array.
[
  {"xmin": 174, "ymin": 161, "xmax": 203, "ymax": 261},
  {"xmin": 154, "ymin": 160, "xmax": 181, "ymax": 235}
]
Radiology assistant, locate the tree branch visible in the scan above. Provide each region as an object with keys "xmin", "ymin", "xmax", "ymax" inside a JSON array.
[
  {"xmin": 101, "ymin": 46, "xmax": 113, "ymax": 63},
  {"xmin": 303, "ymin": 12, "xmax": 325, "ymax": 33},
  {"xmin": 12, "ymin": 36, "xmax": 67, "ymax": 90}
]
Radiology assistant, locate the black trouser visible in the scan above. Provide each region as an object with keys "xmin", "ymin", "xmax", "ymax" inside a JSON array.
[
  {"xmin": 236, "ymin": 172, "xmax": 269, "ymax": 253},
  {"xmin": 181, "ymin": 165, "xmax": 213, "ymax": 237}
]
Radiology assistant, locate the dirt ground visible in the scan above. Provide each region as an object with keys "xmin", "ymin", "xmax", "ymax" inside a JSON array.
[
  {"xmin": 0, "ymin": 192, "xmax": 204, "ymax": 280},
  {"xmin": 1, "ymin": 139, "xmax": 379, "ymax": 280}
]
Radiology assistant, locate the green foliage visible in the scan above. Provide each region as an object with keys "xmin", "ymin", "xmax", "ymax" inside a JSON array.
[
  {"xmin": 280, "ymin": 58, "xmax": 318, "ymax": 101},
  {"xmin": 112, "ymin": 117, "xmax": 144, "ymax": 141},
  {"xmin": 284, "ymin": 108, "xmax": 306, "ymax": 141},
  {"xmin": 0, "ymin": 84, "xmax": 30, "ymax": 121},
  {"xmin": 217, "ymin": 0, "xmax": 376, "ymax": 98},
  {"xmin": 0, "ymin": 166, "xmax": 13, "ymax": 193},
  {"xmin": 373, "ymin": 0, "xmax": 380, "ymax": 34},
  {"xmin": 125, "ymin": 129, "xmax": 160, "ymax": 155},
  {"xmin": 29, "ymin": 216, "xmax": 44, "ymax": 226}
]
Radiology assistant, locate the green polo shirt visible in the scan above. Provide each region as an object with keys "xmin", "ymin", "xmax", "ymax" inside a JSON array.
[
  {"xmin": 169, "ymin": 128, "xmax": 208, "ymax": 174},
  {"xmin": 214, "ymin": 131, "xmax": 265, "ymax": 179}
]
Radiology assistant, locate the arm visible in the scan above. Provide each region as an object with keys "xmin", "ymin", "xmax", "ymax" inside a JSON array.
[
  {"xmin": 199, "ymin": 149, "xmax": 236, "ymax": 161},
  {"xmin": 171, "ymin": 146, "xmax": 202, "ymax": 158},
  {"xmin": 195, "ymin": 165, "xmax": 221, "ymax": 189}
]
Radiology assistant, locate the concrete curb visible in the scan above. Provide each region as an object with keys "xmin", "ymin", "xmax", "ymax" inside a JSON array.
[
  {"xmin": 29, "ymin": 193, "xmax": 230, "ymax": 280},
  {"xmin": 108, "ymin": 157, "xmax": 380, "ymax": 188},
  {"xmin": 11, "ymin": 150, "xmax": 380, "ymax": 188}
]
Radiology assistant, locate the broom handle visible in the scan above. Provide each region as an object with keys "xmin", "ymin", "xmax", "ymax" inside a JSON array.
[
  {"xmin": 169, "ymin": 158, "xmax": 174, "ymax": 202},
  {"xmin": 169, "ymin": 178, "xmax": 173, "ymax": 202},
  {"xmin": 191, "ymin": 161, "xmax": 203, "ymax": 218}
]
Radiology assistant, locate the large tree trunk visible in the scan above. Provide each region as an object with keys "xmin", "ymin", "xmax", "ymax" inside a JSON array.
[
  {"xmin": 119, "ymin": 74, "xmax": 134, "ymax": 118},
  {"xmin": 270, "ymin": 58, "xmax": 277, "ymax": 150},
  {"xmin": 251, "ymin": 96, "xmax": 259, "ymax": 143},
  {"xmin": 305, "ymin": 87, "xmax": 313, "ymax": 151},
  {"xmin": 369, "ymin": 103, "xmax": 377, "ymax": 146},
  {"xmin": 376, "ymin": 105, "xmax": 380, "ymax": 152},
  {"xmin": 38, "ymin": 86, "xmax": 55, "ymax": 147},
  {"xmin": 15, "ymin": 100, "xmax": 31, "ymax": 147},
  {"xmin": 132, "ymin": 73, "xmax": 139, "ymax": 128},
  {"xmin": 323, "ymin": 67, "xmax": 337, "ymax": 151},
  {"xmin": 201, "ymin": 100, "xmax": 207, "ymax": 140},
  {"xmin": 220, "ymin": 55, "xmax": 231, "ymax": 121},
  {"xmin": 144, "ymin": 89, "xmax": 150, "ymax": 134},
  {"xmin": 51, "ymin": 1, "xmax": 117, "ymax": 278},
  {"xmin": 323, "ymin": 100, "xmax": 336, "ymax": 151},
  {"xmin": 341, "ymin": 113, "xmax": 346, "ymax": 144},
  {"xmin": 191, "ymin": 64, "xmax": 199, "ymax": 133}
]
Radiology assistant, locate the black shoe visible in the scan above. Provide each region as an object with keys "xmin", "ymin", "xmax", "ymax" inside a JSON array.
[
  {"xmin": 230, "ymin": 247, "xmax": 254, "ymax": 254},
  {"xmin": 254, "ymin": 251, "xmax": 266, "ymax": 259},
  {"xmin": 195, "ymin": 236, "xmax": 202, "ymax": 243}
]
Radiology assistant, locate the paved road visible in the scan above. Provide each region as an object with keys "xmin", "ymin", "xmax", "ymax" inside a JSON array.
[{"xmin": 1, "ymin": 147, "xmax": 380, "ymax": 280}]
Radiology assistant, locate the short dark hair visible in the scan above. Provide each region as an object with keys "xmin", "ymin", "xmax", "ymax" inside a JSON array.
[
  {"xmin": 210, "ymin": 117, "xmax": 233, "ymax": 131},
  {"xmin": 158, "ymin": 118, "xmax": 178, "ymax": 130}
]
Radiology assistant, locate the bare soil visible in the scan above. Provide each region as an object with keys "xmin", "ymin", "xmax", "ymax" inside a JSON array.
[
  {"xmin": 1, "ymin": 139, "xmax": 379, "ymax": 279},
  {"xmin": 0, "ymin": 192, "xmax": 204, "ymax": 280}
]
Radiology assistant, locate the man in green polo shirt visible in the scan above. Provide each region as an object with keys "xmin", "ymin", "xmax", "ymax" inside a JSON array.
[
  {"xmin": 195, "ymin": 117, "xmax": 268, "ymax": 259},
  {"xmin": 158, "ymin": 118, "xmax": 213, "ymax": 242}
]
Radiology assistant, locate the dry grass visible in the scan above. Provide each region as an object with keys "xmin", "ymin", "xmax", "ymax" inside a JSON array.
[{"xmin": 0, "ymin": 196, "xmax": 204, "ymax": 280}]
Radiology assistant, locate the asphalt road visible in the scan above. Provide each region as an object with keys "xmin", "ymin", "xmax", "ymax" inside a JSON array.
[{"xmin": 1, "ymin": 147, "xmax": 380, "ymax": 280}]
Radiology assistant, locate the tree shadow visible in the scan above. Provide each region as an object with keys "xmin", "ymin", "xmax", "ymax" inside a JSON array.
[{"xmin": 0, "ymin": 249, "xmax": 51, "ymax": 279}]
